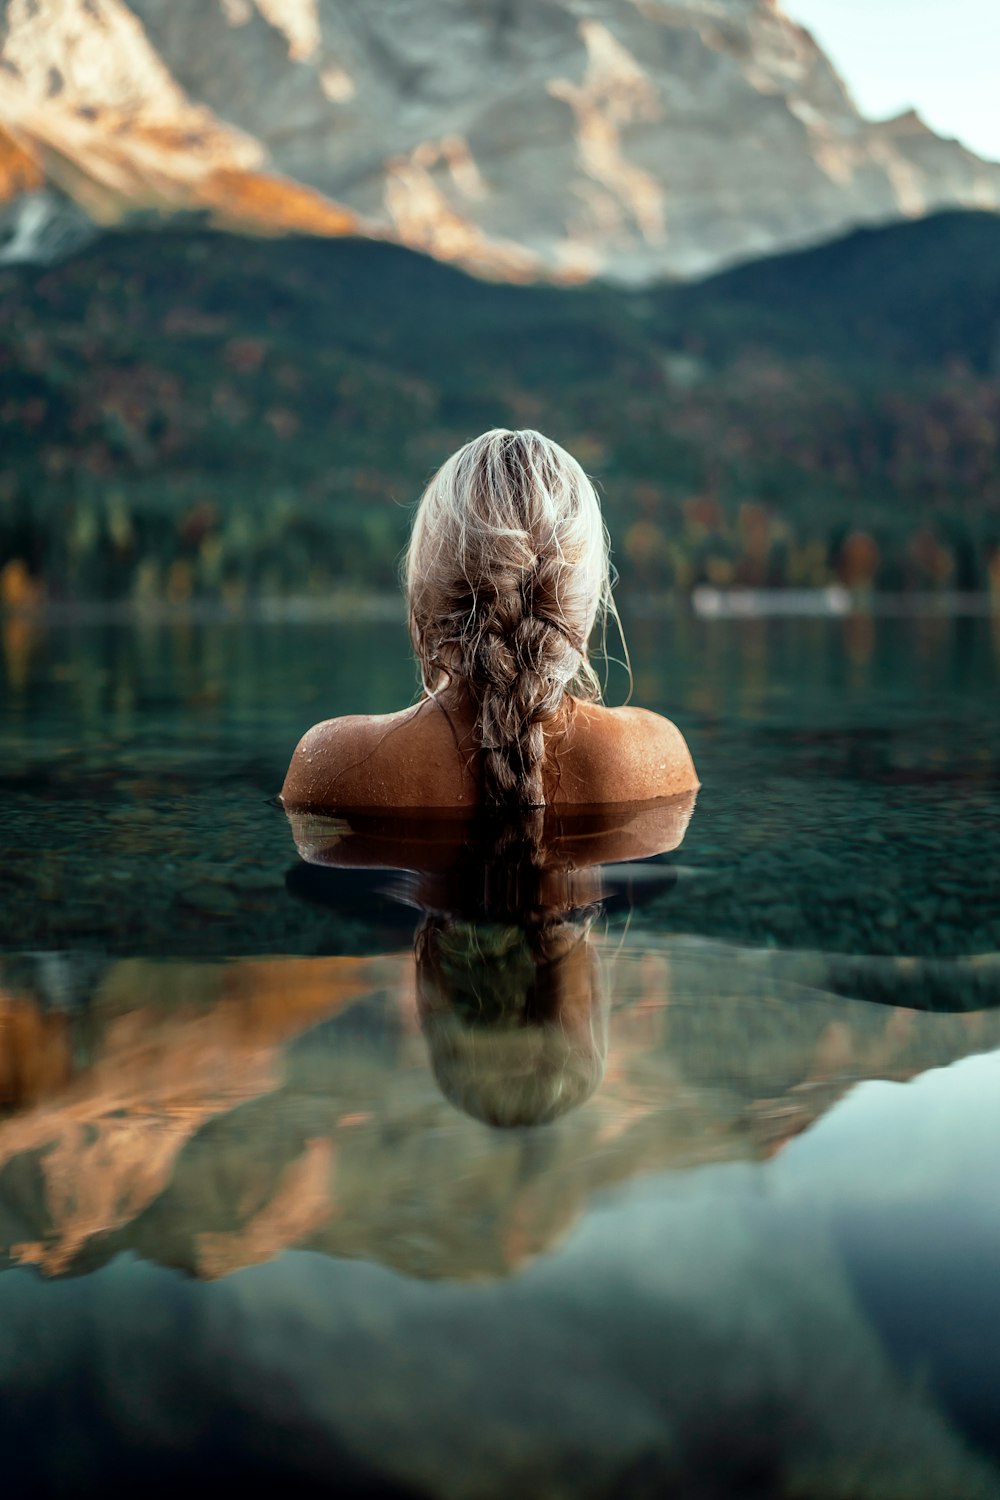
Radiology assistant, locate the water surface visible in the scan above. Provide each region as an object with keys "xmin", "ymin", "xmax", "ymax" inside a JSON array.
[{"xmin": 1, "ymin": 609, "xmax": 999, "ymax": 1497}]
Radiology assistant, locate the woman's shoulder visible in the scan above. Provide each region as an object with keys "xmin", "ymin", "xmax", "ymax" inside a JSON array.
[
  {"xmin": 280, "ymin": 696, "xmax": 698, "ymax": 810},
  {"xmin": 280, "ymin": 702, "xmax": 475, "ymax": 809},
  {"xmin": 280, "ymin": 708, "xmax": 407, "ymax": 809},
  {"xmin": 558, "ymin": 700, "xmax": 699, "ymax": 803}
]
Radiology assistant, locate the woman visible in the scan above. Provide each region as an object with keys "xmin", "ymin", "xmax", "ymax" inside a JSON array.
[{"xmin": 280, "ymin": 429, "xmax": 698, "ymax": 810}]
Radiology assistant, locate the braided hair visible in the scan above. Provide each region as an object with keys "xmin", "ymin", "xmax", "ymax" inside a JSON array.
[
  {"xmin": 412, "ymin": 806, "xmax": 608, "ymax": 1128},
  {"xmin": 406, "ymin": 430, "xmax": 615, "ymax": 807}
]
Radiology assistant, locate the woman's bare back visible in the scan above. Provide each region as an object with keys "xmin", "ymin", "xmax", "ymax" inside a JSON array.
[{"xmin": 279, "ymin": 694, "xmax": 698, "ymax": 810}]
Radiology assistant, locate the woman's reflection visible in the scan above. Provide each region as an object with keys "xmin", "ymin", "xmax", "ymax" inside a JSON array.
[
  {"xmin": 284, "ymin": 793, "xmax": 696, "ymax": 1127},
  {"xmin": 415, "ymin": 869, "xmax": 606, "ymax": 1130}
]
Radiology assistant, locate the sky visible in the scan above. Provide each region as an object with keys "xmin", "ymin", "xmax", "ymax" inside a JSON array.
[{"xmin": 780, "ymin": 0, "xmax": 1000, "ymax": 162}]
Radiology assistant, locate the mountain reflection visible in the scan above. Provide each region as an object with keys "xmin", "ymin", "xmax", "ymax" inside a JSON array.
[{"xmin": 1, "ymin": 792, "xmax": 1000, "ymax": 1283}]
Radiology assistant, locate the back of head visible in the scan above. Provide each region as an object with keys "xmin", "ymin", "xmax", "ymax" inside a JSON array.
[
  {"xmin": 406, "ymin": 429, "xmax": 612, "ymax": 807},
  {"xmin": 415, "ymin": 914, "xmax": 608, "ymax": 1128}
]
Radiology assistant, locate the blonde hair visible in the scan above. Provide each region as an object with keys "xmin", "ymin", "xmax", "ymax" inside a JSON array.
[{"xmin": 405, "ymin": 429, "xmax": 617, "ymax": 807}]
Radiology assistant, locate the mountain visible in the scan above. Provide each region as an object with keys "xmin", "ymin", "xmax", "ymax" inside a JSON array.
[
  {"xmin": 1, "ymin": 0, "xmax": 999, "ymax": 282},
  {"xmin": 670, "ymin": 207, "xmax": 1000, "ymax": 372},
  {"xmin": 3, "ymin": 940, "xmax": 1000, "ymax": 1284},
  {"xmin": 2, "ymin": 209, "xmax": 999, "ymax": 601}
]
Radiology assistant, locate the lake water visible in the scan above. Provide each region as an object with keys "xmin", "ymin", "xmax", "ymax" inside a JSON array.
[{"xmin": 2, "ymin": 607, "xmax": 1000, "ymax": 1497}]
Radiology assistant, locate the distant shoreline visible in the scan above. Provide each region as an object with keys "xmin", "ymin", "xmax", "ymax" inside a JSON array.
[{"xmin": 2, "ymin": 589, "xmax": 997, "ymax": 626}]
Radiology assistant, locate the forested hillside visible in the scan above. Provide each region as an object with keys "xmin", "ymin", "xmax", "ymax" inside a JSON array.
[{"xmin": 2, "ymin": 209, "xmax": 999, "ymax": 602}]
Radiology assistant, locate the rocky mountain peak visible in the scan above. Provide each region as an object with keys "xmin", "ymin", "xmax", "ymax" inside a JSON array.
[{"xmin": 1, "ymin": 0, "xmax": 998, "ymax": 280}]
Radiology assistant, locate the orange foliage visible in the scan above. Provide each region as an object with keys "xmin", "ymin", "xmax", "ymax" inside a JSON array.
[
  {"xmin": 265, "ymin": 406, "xmax": 301, "ymax": 441},
  {"xmin": 0, "ymin": 558, "xmax": 45, "ymax": 610},
  {"xmin": 0, "ymin": 123, "xmax": 44, "ymax": 199},
  {"xmin": 837, "ymin": 530, "xmax": 880, "ymax": 588},
  {"xmin": 683, "ymin": 494, "xmax": 723, "ymax": 534},
  {"xmin": 909, "ymin": 526, "xmax": 955, "ymax": 587},
  {"xmin": 738, "ymin": 501, "xmax": 771, "ymax": 559},
  {"xmin": 179, "ymin": 501, "xmax": 217, "ymax": 548},
  {"xmin": 623, "ymin": 518, "xmax": 667, "ymax": 577},
  {"xmin": 223, "ymin": 338, "xmax": 267, "ymax": 375}
]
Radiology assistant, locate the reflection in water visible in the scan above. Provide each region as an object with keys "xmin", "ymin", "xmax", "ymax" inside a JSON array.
[
  {"xmin": 416, "ymin": 912, "xmax": 606, "ymax": 1128},
  {"xmin": 4, "ymin": 943, "xmax": 1000, "ymax": 1495},
  {"xmin": 4, "ymin": 617, "xmax": 1000, "ymax": 1493},
  {"xmin": 4, "ymin": 798, "xmax": 1000, "ymax": 1494},
  {"xmin": 1, "ymin": 794, "xmax": 1000, "ymax": 1292},
  {"xmin": 287, "ymin": 798, "xmax": 695, "ymax": 1129}
]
